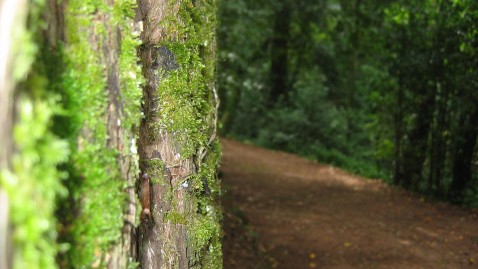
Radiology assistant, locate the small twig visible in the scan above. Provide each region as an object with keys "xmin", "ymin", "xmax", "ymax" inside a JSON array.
[
  {"xmin": 208, "ymin": 85, "xmax": 219, "ymax": 145},
  {"xmin": 196, "ymin": 85, "xmax": 220, "ymax": 170}
]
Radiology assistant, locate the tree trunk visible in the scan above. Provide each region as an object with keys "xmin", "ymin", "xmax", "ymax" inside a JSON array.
[
  {"xmin": 41, "ymin": 0, "xmax": 142, "ymax": 267},
  {"xmin": 398, "ymin": 82, "xmax": 435, "ymax": 189},
  {"xmin": 269, "ymin": 1, "xmax": 290, "ymax": 105},
  {"xmin": 392, "ymin": 26, "xmax": 407, "ymax": 186},
  {"xmin": 393, "ymin": 12, "xmax": 435, "ymax": 189},
  {"xmin": 136, "ymin": 0, "xmax": 221, "ymax": 268},
  {"xmin": 0, "ymin": 0, "xmax": 27, "ymax": 268},
  {"xmin": 449, "ymin": 108, "xmax": 478, "ymax": 202}
]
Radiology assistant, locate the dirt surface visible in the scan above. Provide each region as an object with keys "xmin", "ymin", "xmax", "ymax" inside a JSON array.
[{"xmin": 221, "ymin": 138, "xmax": 478, "ymax": 269}]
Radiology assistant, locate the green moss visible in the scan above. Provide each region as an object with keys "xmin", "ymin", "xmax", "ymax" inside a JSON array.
[
  {"xmin": 186, "ymin": 201, "xmax": 222, "ymax": 267},
  {"xmin": 150, "ymin": 0, "xmax": 217, "ymax": 160},
  {"xmin": 141, "ymin": 159, "xmax": 166, "ymax": 184},
  {"xmin": 1, "ymin": 94, "xmax": 69, "ymax": 269},
  {"xmin": 1, "ymin": 1, "xmax": 142, "ymax": 269},
  {"xmin": 57, "ymin": 0, "xmax": 143, "ymax": 267},
  {"xmin": 115, "ymin": 0, "xmax": 144, "ymax": 130},
  {"xmin": 150, "ymin": 0, "xmax": 222, "ymax": 267},
  {"xmin": 165, "ymin": 212, "xmax": 188, "ymax": 224}
]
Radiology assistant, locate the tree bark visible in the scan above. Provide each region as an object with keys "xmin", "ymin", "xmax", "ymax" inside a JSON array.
[
  {"xmin": 43, "ymin": 0, "xmax": 141, "ymax": 267},
  {"xmin": 136, "ymin": 0, "xmax": 221, "ymax": 268}
]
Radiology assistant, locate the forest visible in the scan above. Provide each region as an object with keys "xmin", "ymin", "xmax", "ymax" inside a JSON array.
[
  {"xmin": 0, "ymin": 0, "xmax": 477, "ymax": 269},
  {"xmin": 218, "ymin": 0, "xmax": 478, "ymax": 205}
]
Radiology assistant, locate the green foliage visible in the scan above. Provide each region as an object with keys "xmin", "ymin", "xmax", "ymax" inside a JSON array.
[
  {"xmin": 255, "ymin": 69, "xmax": 386, "ymax": 179},
  {"xmin": 218, "ymin": 0, "xmax": 478, "ymax": 204},
  {"xmin": 217, "ymin": 0, "xmax": 274, "ymax": 134}
]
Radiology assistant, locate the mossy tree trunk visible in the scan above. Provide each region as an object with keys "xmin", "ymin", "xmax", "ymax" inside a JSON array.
[
  {"xmin": 2, "ymin": 0, "xmax": 143, "ymax": 268},
  {"xmin": 0, "ymin": 0, "xmax": 27, "ymax": 267},
  {"xmin": 136, "ymin": 0, "xmax": 222, "ymax": 268},
  {"xmin": 48, "ymin": 0, "xmax": 143, "ymax": 268}
]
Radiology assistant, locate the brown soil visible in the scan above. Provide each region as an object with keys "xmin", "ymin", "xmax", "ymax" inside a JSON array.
[{"xmin": 221, "ymin": 138, "xmax": 478, "ymax": 269}]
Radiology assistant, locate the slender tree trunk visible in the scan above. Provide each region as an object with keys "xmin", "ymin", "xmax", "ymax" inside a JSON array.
[
  {"xmin": 450, "ymin": 108, "xmax": 478, "ymax": 202},
  {"xmin": 392, "ymin": 26, "xmax": 407, "ymax": 186},
  {"xmin": 393, "ymin": 71, "xmax": 404, "ymax": 185},
  {"xmin": 427, "ymin": 3, "xmax": 449, "ymax": 194},
  {"xmin": 399, "ymin": 82, "xmax": 435, "ymax": 189},
  {"xmin": 269, "ymin": 1, "xmax": 290, "ymax": 105},
  {"xmin": 219, "ymin": 79, "xmax": 241, "ymax": 134},
  {"xmin": 428, "ymin": 82, "xmax": 448, "ymax": 193},
  {"xmin": 345, "ymin": 0, "xmax": 362, "ymax": 141}
]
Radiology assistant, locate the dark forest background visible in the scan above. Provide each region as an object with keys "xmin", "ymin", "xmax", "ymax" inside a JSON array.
[{"xmin": 217, "ymin": 0, "xmax": 478, "ymax": 205}]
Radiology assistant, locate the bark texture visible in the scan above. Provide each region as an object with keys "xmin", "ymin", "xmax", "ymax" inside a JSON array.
[
  {"xmin": 43, "ymin": 0, "xmax": 140, "ymax": 267},
  {"xmin": 137, "ymin": 20, "xmax": 193, "ymax": 269},
  {"xmin": 98, "ymin": 5, "xmax": 138, "ymax": 269},
  {"xmin": 136, "ymin": 0, "xmax": 221, "ymax": 268}
]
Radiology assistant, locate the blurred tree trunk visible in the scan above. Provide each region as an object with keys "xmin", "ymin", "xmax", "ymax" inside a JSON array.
[
  {"xmin": 393, "ymin": 8, "xmax": 435, "ymax": 189},
  {"xmin": 450, "ymin": 108, "xmax": 478, "ymax": 202},
  {"xmin": 80, "ymin": 6, "xmax": 139, "ymax": 269},
  {"xmin": 46, "ymin": 1, "xmax": 140, "ymax": 267},
  {"xmin": 428, "ymin": 7, "xmax": 448, "ymax": 193},
  {"xmin": 399, "ymin": 87, "xmax": 434, "ymax": 189},
  {"xmin": 0, "ymin": 0, "xmax": 29, "ymax": 268},
  {"xmin": 269, "ymin": 0, "xmax": 291, "ymax": 105},
  {"xmin": 392, "ymin": 26, "xmax": 407, "ymax": 187},
  {"xmin": 2, "ymin": 0, "xmax": 141, "ymax": 267},
  {"xmin": 136, "ymin": 0, "xmax": 221, "ymax": 268}
]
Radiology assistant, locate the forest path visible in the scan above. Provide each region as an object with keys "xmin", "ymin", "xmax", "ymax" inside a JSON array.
[{"xmin": 221, "ymin": 138, "xmax": 478, "ymax": 269}]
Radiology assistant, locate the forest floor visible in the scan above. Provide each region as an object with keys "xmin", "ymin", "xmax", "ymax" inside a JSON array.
[{"xmin": 221, "ymin": 138, "xmax": 478, "ymax": 269}]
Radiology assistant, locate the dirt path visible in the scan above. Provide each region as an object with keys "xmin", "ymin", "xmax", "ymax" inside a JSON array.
[{"xmin": 221, "ymin": 138, "xmax": 478, "ymax": 269}]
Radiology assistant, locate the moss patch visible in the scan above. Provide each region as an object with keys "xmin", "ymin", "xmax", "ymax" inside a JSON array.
[
  {"xmin": 57, "ymin": 0, "xmax": 143, "ymax": 267},
  {"xmin": 149, "ymin": 0, "xmax": 222, "ymax": 267}
]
